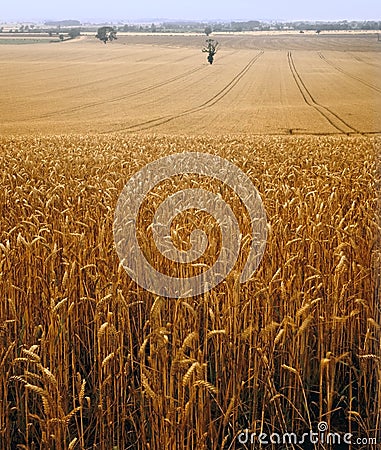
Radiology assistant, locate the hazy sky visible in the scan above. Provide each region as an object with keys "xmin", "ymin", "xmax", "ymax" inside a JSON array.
[{"xmin": 1, "ymin": 0, "xmax": 380, "ymax": 22}]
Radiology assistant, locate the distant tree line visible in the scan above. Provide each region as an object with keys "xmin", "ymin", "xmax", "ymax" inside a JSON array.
[
  {"xmin": 0, "ymin": 25, "xmax": 81, "ymax": 39},
  {"xmin": 115, "ymin": 20, "xmax": 381, "ymax": 33},
  {"xmin": 2, "ymin": 19, "xmax": 380, "ymax": 36},
  {"xmin": 57, "ymin": 29, "xmax": 81, "ymax": 41},
  {"xmin": 279, "ymin": 20, "xmax": 381, "ymax": 31}
]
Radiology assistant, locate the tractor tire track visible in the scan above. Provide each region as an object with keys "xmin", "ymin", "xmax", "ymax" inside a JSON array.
[
  {"xmin": 32, "ymin": 51, "xmax": 213, "ymax": 98},
  {"xmin": 351, "ymin": 54, "xmax": 381, "ymax": 70},
  {"xmin": 288, "ymin": 51, "xmax": 359, "ymax": 134},
  {"xmin": 109, "ymin": 50, "xmax": 264, "ymax": 133},
  {"xmin": 34, "ymin": 65, "xmax": 207, "ymax": 120},
  {"xmin": 318, "ymin": 51, "xmax": 381, "ymax": 94},
  {"xmin": 31, "ymin": 51, "xmax": 237, "ymax": 120}
]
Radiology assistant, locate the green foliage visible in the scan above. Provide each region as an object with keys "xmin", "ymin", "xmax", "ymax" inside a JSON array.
[
  {"xmin": 204, "ymin": 25, "xmax": 212, "ymax": 36},
  {"xmin": 95, "ymin": 26, "xmax": 117, "ymax": 44},
  {"xmin": 68, "ymin": 29, "xmax": 81, "ymax": 39}
]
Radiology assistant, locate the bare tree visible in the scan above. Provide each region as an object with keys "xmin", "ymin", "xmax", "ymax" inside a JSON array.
[{"xmin": 202, "ymin": 38, "xmax": 219, "ymax": 64}]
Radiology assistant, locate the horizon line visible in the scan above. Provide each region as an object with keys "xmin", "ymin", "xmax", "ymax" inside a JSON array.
[{"xmin": 1, "ymin": 17, "xmax": 380, "ymax": 23}]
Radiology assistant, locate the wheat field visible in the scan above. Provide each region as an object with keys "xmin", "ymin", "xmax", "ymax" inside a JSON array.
[
  {"xmin": 1, "ymin": 33, "xmax": 380, "ymax": 135},
  {"xmin": 0, "ymin": 33, "xmax": 380, "ymax": 449}
]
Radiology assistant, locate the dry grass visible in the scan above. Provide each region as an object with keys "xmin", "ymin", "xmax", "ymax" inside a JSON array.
[{"xmin": 0, "ymin": 134, "xmax": 380, "ymax": 449}]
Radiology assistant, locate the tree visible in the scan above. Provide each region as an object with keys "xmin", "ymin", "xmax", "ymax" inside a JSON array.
[
  {"xmin": 202, "ymin": 38, "xmax": 219, "ymax": 64},
  {"xmin": 95, "ymin": 26, "xmax": 117, "ymax": 44},
  {"xmin": 204, "ymin": 25, "xmax": 212, "ymax": 36},
  {"xmin": 68, "ymin": 28, "xmax": 81, "ymax": 39}
]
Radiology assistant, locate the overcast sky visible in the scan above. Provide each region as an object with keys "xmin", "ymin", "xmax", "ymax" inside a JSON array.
[{"xmin": 1, "ymin": 0, "xmax": 380, "ymax": 22}]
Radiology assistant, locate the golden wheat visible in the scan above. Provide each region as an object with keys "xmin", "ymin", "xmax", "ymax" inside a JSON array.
[{"xmin": 0, "ymin": 134, "xmax": 379, "ymax": 449}]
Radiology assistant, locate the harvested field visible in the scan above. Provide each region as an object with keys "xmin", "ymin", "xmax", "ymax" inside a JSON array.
[
  {"xmin": 0, "ymin": 33, "xmax": 380, "ymax": 135},
  {"xmin": 0, "ymin": 33, "xmax": 380, "ymax": 449}
]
